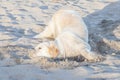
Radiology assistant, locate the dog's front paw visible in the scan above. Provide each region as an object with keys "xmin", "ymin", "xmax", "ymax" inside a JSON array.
[{"xmin": 86, "ymin": 54, "xmax": 105, "ymax": 62}]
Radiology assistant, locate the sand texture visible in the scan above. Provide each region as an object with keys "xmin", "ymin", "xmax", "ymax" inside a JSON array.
[{"xmin": 0, "ymin": 0, "xmax": 120, "ymax": 80}]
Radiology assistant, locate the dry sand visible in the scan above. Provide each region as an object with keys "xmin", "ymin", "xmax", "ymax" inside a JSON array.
[{"xmin": 0, "ymin": 0, "xmax": 120, "ymax": 80}]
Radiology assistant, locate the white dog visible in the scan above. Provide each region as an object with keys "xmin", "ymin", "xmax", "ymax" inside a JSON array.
[{"xmin": 33, "ymin": 9, "xmax": 102, "ymax": 61}]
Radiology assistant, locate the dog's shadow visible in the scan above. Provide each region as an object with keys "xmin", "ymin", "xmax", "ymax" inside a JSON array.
[
  {"xmin": 51, "ymin": 56, "xmax": 85, "ymax": 62},
  {"xmin": 84, "ymin": 1, "xmax": 120, "ymax": 55}
]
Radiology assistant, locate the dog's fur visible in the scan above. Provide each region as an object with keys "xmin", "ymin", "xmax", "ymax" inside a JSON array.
[{"xmin": 34, "ymin": 9, "xmax": 102, "ymax": 61}]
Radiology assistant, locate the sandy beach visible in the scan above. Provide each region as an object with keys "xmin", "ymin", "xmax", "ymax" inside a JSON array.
[{"xmin": 0, "ymin": 0, "xmax": 120, "ymax": 80}]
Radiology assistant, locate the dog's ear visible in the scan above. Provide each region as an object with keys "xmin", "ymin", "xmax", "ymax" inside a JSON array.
[{"xmin": 48, "ymin": 45, "xmax": 59, "ymax": 58}]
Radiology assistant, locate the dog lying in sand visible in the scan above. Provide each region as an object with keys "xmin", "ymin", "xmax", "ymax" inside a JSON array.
[{"xmin": 33, "ymin": 9, "xmax": 103, "ymax": 61}]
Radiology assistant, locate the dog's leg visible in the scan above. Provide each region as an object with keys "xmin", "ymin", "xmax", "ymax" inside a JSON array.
[
  {"xmin": 34, "ymin": 27, "xmax": 52, "ymax": 39},
  {"xmin": 81, "ymin": 49, "xmax": 103, "ymax": 62},
  {"xmin": 34, "ymin": 20, "xmax": 55, "ymax": 39}
]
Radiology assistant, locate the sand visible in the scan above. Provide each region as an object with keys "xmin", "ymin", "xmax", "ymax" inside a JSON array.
[{"xmin": 0, "ymin": 0, "xmax": 120, "ymax": 80}]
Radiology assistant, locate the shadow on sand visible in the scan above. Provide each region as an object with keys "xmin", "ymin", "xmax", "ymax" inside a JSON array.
[{"xmin": 84, "ymin": 1, "xmax": 120, "ymax": 55}]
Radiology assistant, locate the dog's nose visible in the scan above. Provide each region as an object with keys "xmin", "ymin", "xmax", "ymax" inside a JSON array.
[{"xmin": 38, "ymin": 47, "xmax": 41, "ymax": 49}]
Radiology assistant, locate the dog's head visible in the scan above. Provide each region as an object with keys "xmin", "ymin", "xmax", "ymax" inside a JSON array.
[{"xmin": 35, "ymin": 42, "xmax": 59, "ymax": 58}]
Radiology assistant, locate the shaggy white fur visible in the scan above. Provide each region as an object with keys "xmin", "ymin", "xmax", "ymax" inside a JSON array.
[{"xmin": 34, "ymin": 9, "xmax": 102, "ymax": 61}]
